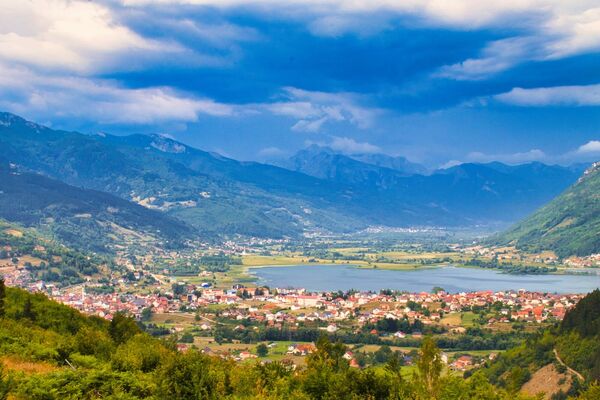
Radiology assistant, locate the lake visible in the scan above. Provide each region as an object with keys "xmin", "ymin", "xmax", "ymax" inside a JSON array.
[{"xmin": 250, "ymin": 265, "xmax": 600, "ymax": 293}]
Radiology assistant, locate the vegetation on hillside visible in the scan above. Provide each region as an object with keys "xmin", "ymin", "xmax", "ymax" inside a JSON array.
[
  {"xmin": 557, "ymin": 289, "xmax": 600, "ymax": 381},
  {"xmin": 479, "ymin": 290, "xmax": 600, "ymax": 399},
  {"xmin": 0, "ymin": 283, "xmax": 552, "ymax": 399},
  {"xmin": 0, "ymin": 220, "xmax": 109, "ymax": 285},
  {"xmin": 0, "ymin": 163, "xmax": 193, "ymax": 253},
  {"xmin": 493, "ymin": 162, "xmax": 600, "ymax": 257}
]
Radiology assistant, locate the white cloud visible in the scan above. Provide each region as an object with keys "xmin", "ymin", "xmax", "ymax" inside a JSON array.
[
  {"xmin": 466, "ymin": 149, "xmax": 548, "ymax": 164},
  {"xmin": 0, "ymin": 62, "xmax": 234, "ymax": 125},
  {"xmin": 329, "ymin": 136, "xmax": 381, "ymax": 154},
  {"xmin": 291, "ymin": 117, "xmax": 328, "ymax": 133},
  {"xmin": 266, "ymin": 87, "xmax": 380, "ymax": 133},
  {"xmin": 121, "ymin": 0, "xmax": 534, "ymax": 27},
  {"xmin": 266, "ymin": 101, "xmax": 320, "ymax": 119},
  {"xmin": 0, "ymin": 0, "xmax": 178, "ymax": 74},
  {"xmin": 119, "ymin": 1, "xmax": 600, "ymax": 81},
  {"xmin": 2, "ymin": 0, "xmax": 596, "ymax": 116},
  {"xmin": 429, "ymin": 2, "xmax": 600, "ymax": 79},
  {"xmin": 495, "ymin": 83, "xmax": 600, "ymax": 106},
  {"xmin": 173, "ymin": 19, "xmax": 262, "ymax": 47},
  {"xmin": 576, "ymin": 140, "xmax": 600, "ymax": 154},
  {"xmin": 439, "ymin": 159, "xmax": 464, "ymax": 169},
  {"xmin": 443, "ymin": 141, "xmax": 600, "ymax": 168},
  {"xmin": 553, "ymin": 140, "xmax": 600, "ymax": 163},
  {"xmin": 436, "ymin": 37, "xmax": 542, "ymax": 80},
  {"xmin": 0, "ymin": 0, "xmax": 242, "ymax": 126},
  {"xmin": 257, "ymin": 146, "xmax": 286, "ymax": 158}
]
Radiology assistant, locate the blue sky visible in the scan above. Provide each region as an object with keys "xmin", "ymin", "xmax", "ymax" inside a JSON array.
[{"xmin": 0, "ymin": 1, "xmax": 599, "ymax": 167}]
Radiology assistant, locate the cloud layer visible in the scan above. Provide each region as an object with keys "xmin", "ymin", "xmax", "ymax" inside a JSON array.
[
  {"xmin": 495, "ymin": 84, "xmax": 600, "ymax": 106},
  {"xmin": 0, "ymin": 0, "xmax": 597, "ymax": 164}
]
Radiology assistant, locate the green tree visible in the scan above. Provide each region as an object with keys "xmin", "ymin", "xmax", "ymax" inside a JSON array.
[
  {"xmin": 180, "ymin": 333, "xmax": 194, "ymax": 343},
  {"xmin": 22, "ymin": 297, "xmax": 36, "ymax": 321},
  {"xmin": 74, "ymin": 325, "xmax": 114, "ymax": 360},
  {"xmin": 0, "ymin": 279, "xmax": 5, "ymax": 317},
  {"xmin": 0, "ymin": 366, "xmax": 11, "ymax": 400},
  {"xmin": 140, "ymin": 307, "xmax": 153, "ymax": 322},
  {"xmin": 157, "ymin": 351, "xmax": 232, "ymax": 399},
  {"xmin": 303, "ymin": 335, "xmax": 348, "ymax": 399},
  {"xmin": 256, "ymin": 343, "xmax": 268, "ymax": 357},
  {"xmin": 112, "ymin": 334, "xmax": 168, "ymax": 372},
  {"xmin": 576, "ymin": 383, "xmax": 600, "ymax": 400},
  {"xmin": 505, "ymin": 366, "xmax": 530, "ymax": 394},
  {"xmin": 172, "ymin": 283, "xmax": 185, "ymax": 296},
  {"xmin": 415, "ymin": 337, "xmax": 443, "ymax": 399},
  {"xmin": 109, "ymin": 312, "xmax": 141, "ymax": 345}
]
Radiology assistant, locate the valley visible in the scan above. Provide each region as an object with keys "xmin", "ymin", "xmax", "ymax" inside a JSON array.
[
  {"xmin": 0, "ymin": 114, "xmax": 598, "ymax": 399},
  {"xmin": 1, "ymin": 2, "xmax": 600, "ymax": 398}
]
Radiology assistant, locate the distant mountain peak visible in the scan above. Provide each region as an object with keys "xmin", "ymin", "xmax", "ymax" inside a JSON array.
[
  {"xmin": 303, "ymin": 144, "xmax": 335, "ymax": 154},
  {"xmin": 0, "ymin": 112, "xmax": 26, "ymax": 128},
  {"xmin": 349, "ymin": 153, "xmax": 428, "ymax": 175},
  {"xmin": 149, "ymin": 135, "xmax": 187, "ymax": 154},
  {"xmin": 285, "ymin": 145, "xmax": 429, "ymax": 177},
  {"xmin": 0, "ymin": 111, "xmax": 21, "ymax": 121},
  {"xmin": 0, "ymin": 111, "xmax": 50, "ymax": 135}
]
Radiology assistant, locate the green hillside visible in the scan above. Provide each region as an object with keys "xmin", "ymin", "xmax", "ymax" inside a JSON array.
[
  {"xmin": 0, "ymin": 220, "xmax": 111, "ymax": 286},
  {"xmin": 493, "ymin": 162, "xmax": 600, "ymax": 257},
  {"xmin": 0, "ymin": 163, "xmax": 193, "ymax": 254},
  {"xmin": 2, "ymin": 280, "xmax": 600, "ymax": 398},
  {"xmin": 0, "ymin": 284, "xmax": 524, "ymax": 400},
  {"xmin": 0, "ymin": 112, "xmax": 364, "ymax": 238},
  {"xmin": 557, "ymin": 289, "xmax": 600, "ymax": 381},
  {"xmin": 481, "ymin": 290, "xmax": 600, "ymax": 399}
]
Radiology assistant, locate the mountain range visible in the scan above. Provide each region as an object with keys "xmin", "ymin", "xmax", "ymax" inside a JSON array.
[
  {"xmin": 0, "ymin": 112, "xmax": 589, "ymax": 245},
  {"xmin": 273, "ymin": 145, "xmax": 429, "ymax": 181},
  {"xmin": 275, "ymin": 145, "xmax": 586, "ymax": 224}
]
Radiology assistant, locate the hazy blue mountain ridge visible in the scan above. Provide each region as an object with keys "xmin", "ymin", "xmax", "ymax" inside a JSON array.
[{"xmin": 0, "ymin": 112, "xmax": 586, "ymax": 237}]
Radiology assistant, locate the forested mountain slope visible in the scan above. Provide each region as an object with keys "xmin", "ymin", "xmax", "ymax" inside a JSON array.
[
  {"xmin": 0, "ymin": 220, "xmax": 109, "ymax": 285},
  {"xmin": 0, "ymin": 112, "xmax": 364, "ymax": 237},
  {"xmin": 0, "ymin": 163, "xmax": 193, "ymax": 253},
  {"xmin": 482, "ymin": 290, "xmax": 600, "ymax": 399},
  {"xmin": 493, "ymin": 162, "xmax": 600, "ymax": 257}
]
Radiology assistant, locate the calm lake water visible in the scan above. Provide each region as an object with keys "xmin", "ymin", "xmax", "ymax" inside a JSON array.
[{"xmin": 250, "ymin": 265, "xmax": 600, "ymax": 294}]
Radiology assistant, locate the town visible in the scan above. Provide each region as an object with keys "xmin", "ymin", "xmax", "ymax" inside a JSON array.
[
  {"xmin": 1, "ymin": 224, "xmax": 596, "ymax": 372},
  {"xmin": 1, "ymin": 257, "xmax": 584, "ymax": 371}
]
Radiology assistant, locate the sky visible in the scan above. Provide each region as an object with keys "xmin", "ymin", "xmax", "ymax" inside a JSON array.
[{"xmin": 0, "ymin": 1, "xmax": 599, "ymax": 168}]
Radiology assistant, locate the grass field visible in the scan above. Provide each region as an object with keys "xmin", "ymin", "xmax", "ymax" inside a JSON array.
[
  {"xmin": 241, "ymin": 254, "xmax": 445, "ymax": 272},
  {"xmin": 461, "ymin": 312, "xmax": 478, "ymax": 327},
  {"xmin": 150, "ymin": 312, "xmax": 199, "ymax": 330},
  {"xmin": 440, "ymin": 313, "xmax": 462, "ymax": 326},
  {"xmin": 242, "ymin": 254, "xmax": 311, "ymax": 266},
  {"xmin": 3, "ymin": 228, "xmax": 23, "ymax": 237},
  {"xmin": 194, "ymin": 338, "xmax": 308, "ymax": 366},
  {"xmin": 1, "ymin": 356, "xmax": 59, "ymax": 375}
]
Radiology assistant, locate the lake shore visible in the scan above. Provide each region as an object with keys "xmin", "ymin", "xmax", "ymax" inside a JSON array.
[{"xmin": 247, "ymin": 264, "xmax": 600, "ymax": 293}]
